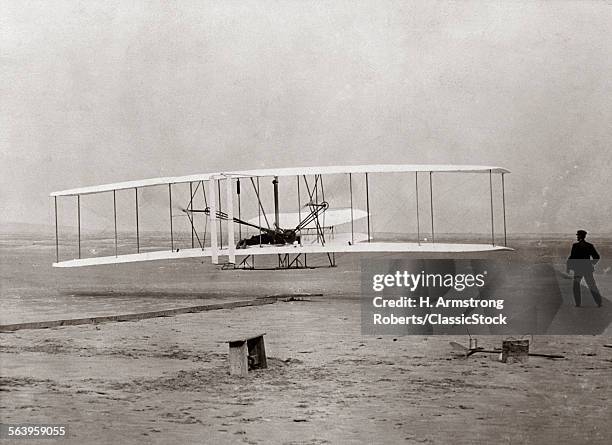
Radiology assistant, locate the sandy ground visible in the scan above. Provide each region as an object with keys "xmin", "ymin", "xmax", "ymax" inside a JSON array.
[
  {"xmin": 2, "ymin": 300, "xmax": 612, "ymax": 444},
  {"xmin": 1, "ymin": 234, "xmax": 612, "ymax": 444}
]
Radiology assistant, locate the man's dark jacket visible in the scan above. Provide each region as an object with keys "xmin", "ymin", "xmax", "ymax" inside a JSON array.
[{"xmin": 567, "ymin": 240, "xmax": 600, "ymax": 274}]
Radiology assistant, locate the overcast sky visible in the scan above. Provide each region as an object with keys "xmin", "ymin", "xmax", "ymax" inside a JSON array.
[{"xmin": 2, "ymin": 0, "xmax": 611, "ymax": 234}]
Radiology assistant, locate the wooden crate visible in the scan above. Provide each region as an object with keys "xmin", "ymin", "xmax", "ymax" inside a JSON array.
[
  {"xmin": 501, "ymin": 339, "xmax": 529, "ymax": 363},
  {"xmin": 228, "ymin": 333, "xmax": 267, "ymax": 377}
]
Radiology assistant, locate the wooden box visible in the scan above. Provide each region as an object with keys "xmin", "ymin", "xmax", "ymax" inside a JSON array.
[
  {"xmin": 228, "ymin": 333, "xmax": 267, "ymax": 377},
  {"xmin": 501, "ymin": 339, "xmax": 529, "ymax": 363}
]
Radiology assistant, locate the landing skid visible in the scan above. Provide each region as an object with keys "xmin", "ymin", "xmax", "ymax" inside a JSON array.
[{"xmin": 222, "ymin": 252, "xmax": 337, "ymax": 270}]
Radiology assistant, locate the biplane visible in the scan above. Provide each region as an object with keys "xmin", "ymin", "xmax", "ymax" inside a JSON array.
[{"xmin": 50, "ymin": 164, "xmax": 511, "ymax": 269}]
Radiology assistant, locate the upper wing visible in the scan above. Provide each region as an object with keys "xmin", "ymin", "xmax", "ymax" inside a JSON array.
[
  {"xmin": 51, "ymin": 164, "xmax": 510, "ymax": 197},
  {"xmin": 224, "ymin": 164, "xmax": 510, "ymax": 178},
  {"xmin": 50, "ymin": 173, "xmax": 218, "ymax": 197}
]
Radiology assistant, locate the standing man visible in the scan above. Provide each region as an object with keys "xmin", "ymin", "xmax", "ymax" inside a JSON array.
[{"xmin": 566, "ymin": 230, "xmax": 603, "ymax": 307}]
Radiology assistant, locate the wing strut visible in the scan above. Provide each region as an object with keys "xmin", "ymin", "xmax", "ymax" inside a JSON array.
[
  {"xmin": 349, "ymin": 173, "xmax": 354, "ymax": 244},
  {"xmin": 257, "ymin": 177, "xmax": 262, "ymax": 246},
  {"xmin": 200, "ymin": 180, "xmax": 208, "ymax": 247},
  {"xmin": 301, "ymin": 175, "xmax": 326, "ymax": 245},
  {"xmin": 199, "ymin": 180, "xmax": 207, "ymax": 206},
  {"xmin": 113, "ymin": 190, "xmax": 118, "ymax": 256},
  {"xmin": 237, "ymin": 179, "xmax": 242, "ymax": 241},
  {"xmin": 429, "ymin": 172, "xmax": 434, "ymax": 243},
  {"xmin": 501, "ymin": 173, "xmax": 507, "ymax": 247},
  {"xmin": 301, "ymin": 174, "xmax": 319, "ymax": 204},
  {"xmin": 312, "ymin": 175, "xmax": 325, "ymax": 245},
  {"xmin": 273, "ymin": 176, "xmax": 280, "ymax": 229},
  {"xmin": 185, "ymin": 181, "xmax": 206, "ymax": 249},
  {"xmin": 181, "ymin": 182, "xmax": 206, "ymax": 249},
  {"xmin": 226, "ymin": 177, "xmax": 235, "ymax": 264},
  {"xmin": 54, "ymin": 196, "xmax": 59, "ymax": 262},
  {"xmin": 208, "ymin": 178, "xmax": 218, "ymax": 264},
  {"xmin": 135, "ymin": 187, "xmax": 140, "ymax": 253},
  {"xmin": 301, "ymin": 175, "xmax": 323, "ymax": 243},
  {"xmin": 319, "ymin": 174, "xmax": 326, "ymax": 240},
  {"xmin": 217, "ymin": 180, "xmax": 223, "ymax": 249},
  {"xmin": 250, "ymin": 177, "xmax": 270, "ymax": 229},
  {"xmin": 77, "ymin": 195, "xmax": 81, "ymax": 259},
  {"xmin": 415, "ymin": 172, "xmax": 420, "ymax": 246},
  {"xmin": 182, "ymin": 208, "xmax": 205, "ymax": 249},
  {"xmin": 189, "ymin": 182, "xmax": 194, "ymax": 248},
  {"xmin": 296, "ymin": 175, "xmax": 301, "ymax": 224},
  {"xmin": 365, "ymin": 173, "xmax": 371, "ymax": 243},
  {"xmin": 169, "ymin": 184, "xmax": 174, "ymax": 251},
  {"xmin": 489, "ymin": 169, "xmax": 495, "ymax": 246}
]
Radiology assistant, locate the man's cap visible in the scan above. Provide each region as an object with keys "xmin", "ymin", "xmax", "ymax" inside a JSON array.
[{"xmin": 577, "ymin": 229, "xmax": 587, "ymax": 237}]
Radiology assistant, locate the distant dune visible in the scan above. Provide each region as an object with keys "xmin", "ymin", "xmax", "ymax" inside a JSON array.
[{"xmin": 0, "ymin": 222, "xmax": 55, "ymax": 235}]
